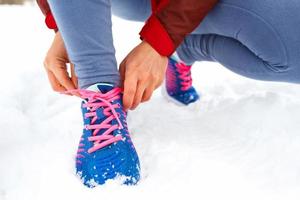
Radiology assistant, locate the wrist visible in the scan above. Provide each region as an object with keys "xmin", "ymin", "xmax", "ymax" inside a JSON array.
[
  {"xmin": 139, "ymin": 15, "xmax": 175, "ymax": 57},
  {"xmin": 141, "ymin": 40, "xmax": 167, "ymax": 58}
]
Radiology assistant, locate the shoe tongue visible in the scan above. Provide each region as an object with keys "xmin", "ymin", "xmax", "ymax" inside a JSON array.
[
  {"xmin": 171, "ymin": 52, "xmax": 182, "ymax": 62},
  {"xmin": 87, "ymin": 83, "xmax": 114, "ymax": 94}
]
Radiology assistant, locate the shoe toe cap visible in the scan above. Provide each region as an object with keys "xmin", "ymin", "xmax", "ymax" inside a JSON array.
[
  {"xmin": 170, "ymin": 87, "xmax": 200, "ymax": 105},
  {"xmin": 77, "ymin": 141, "xmax": 140, "ymax": 187}
]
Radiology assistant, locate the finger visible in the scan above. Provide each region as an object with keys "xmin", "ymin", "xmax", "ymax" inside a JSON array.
[
  {"xmin": 119, "ymin": 60, "xmax": 126, "ymax": 88},
  {"xmin": 70, "ymin": 63, "xmax": 78, "ymax": 88},
  {"xmin": 52, "ymin": 64, "xmax": 77, "ymax": 91},
  {"xmin": 155, "ymin": 77, "xmax": 164, "ymax": 89},
  {"xmin": 123, "ymin": 75, "xmax": 138, "ymax": 111},
  {"xmin": 45, "ymin": 69, "xmax": 67, "ymax": 92},
  {"xmin": 142, "ymin": 84, "xmax": 155, "ymax": 102},
  {"xmin": 131, "ymin": 81, "xmax": 147, "ymax": 110},
  {"xmin": 69, "ymin": 64, "xmax": 80, "ymax": 97}
]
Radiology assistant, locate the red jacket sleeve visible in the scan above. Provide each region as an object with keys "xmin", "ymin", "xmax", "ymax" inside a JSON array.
[
  {"xmin": 36, "ymin": 0, "xmax": 58, "ymax": 30},
  {"xmin": 140, "ymin": 0, "xmax": 219, "ymax": 56}
]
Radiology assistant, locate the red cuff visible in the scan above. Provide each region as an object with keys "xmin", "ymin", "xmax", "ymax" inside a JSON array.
[
  {"xmin": 45, "ymin": 12, "xmax": 58, "ymax": 30},
  {"xmin": 139, "ymin": 15, "xmax": 175, "ymax": 57}
]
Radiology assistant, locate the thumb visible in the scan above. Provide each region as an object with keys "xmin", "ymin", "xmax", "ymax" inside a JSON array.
[
  {"xmin": 119, "ymin": 59, "xmax": 126, "ymax": 88},
  {"xmin": 70, "ymin": 63, "xmax": 78, "ymax": 89},
  {"xmin": 51, "ymin": 62, "xmax": 76, "ymax": 91}
]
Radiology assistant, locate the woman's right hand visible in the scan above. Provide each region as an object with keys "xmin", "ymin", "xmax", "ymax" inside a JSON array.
[{"xmin": 43, "ymin": 32, "xmax": 78, "ymax": 92}]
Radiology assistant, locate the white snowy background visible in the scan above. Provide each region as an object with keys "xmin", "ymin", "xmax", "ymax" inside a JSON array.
[{"xmin": 1, "ymin": 5, "xmax": 300, "ymax": 200}]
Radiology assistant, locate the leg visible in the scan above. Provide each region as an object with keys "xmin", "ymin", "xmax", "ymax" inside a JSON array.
[
  {"xmin": 47, "ymin": 0, "xmax": 140, "ymax": 187},
  {"xmin": 111, "ymin": 0, "xmax": 151, "ymax": 22},
  {"xmin": 48, "ymin": 0, "xmax": 119, "ymax": 88},
  {"xmin": 177, "ymin": 0, "xmax": 300, "ymax": 83}
]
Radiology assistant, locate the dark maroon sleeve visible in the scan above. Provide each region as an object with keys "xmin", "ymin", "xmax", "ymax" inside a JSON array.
[
  {"xmin": 140, "ymin": 0, "xmax": 219, "ymax": 56},
  {"xmin": 36, "ymin": 0, "xmax": 58, "ymax": 30},
  {"xmin": 36, "ymin": 0, "xmax": 49, "ymax": 15}
]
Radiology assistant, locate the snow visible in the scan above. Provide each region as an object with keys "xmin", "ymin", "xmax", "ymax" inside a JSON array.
[{"xmin": 1, "ymin": 5, "xmax": 300, "ymax": 200}]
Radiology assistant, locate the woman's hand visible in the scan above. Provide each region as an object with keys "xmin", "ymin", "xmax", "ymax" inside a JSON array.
[
  {"xmin": 120, "ymin": 41, "xmax": 168, "ymax": 110},
  {"xmin": 44, "ymin": 32, "xmax": 78, "ymax": 92}
]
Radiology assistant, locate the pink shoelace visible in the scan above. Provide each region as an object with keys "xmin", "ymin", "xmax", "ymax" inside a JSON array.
[
  {"xmin": 66, "ymin": 88, "xmax": 123, "ymax": 154},
  {"xmin": 175, "ymin": 62, "xmax": 193, "ymax": 91}
]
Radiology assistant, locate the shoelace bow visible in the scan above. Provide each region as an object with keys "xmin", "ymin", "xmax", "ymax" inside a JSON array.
[
  {"xmin": 175, "ymin": 62, "xmax": 193, "ymax": 91},
  {"xmin": 66, "ymin": 88, "xmax": 123, "ymax": 154}
]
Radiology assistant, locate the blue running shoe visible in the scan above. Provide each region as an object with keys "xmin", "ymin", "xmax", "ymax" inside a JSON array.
[
  {"xmin": 165, "ymin": 57, "xmax": 200, "ymax": 105},
  {"xmin": 71, "ymin": 83, "xmax": 140, "ymax": 187}
]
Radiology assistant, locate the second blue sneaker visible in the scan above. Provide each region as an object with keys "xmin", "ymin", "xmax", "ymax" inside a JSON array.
[
  {"xmin": 165, "ymin": 57, "xmax": 200, "ymax": 105},
  {"xmin": 72, "ymin": 83, "xmax": 140, "ymax": 187}
]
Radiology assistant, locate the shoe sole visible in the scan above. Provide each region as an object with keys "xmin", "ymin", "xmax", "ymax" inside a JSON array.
[
  {"xmin": 161, "ymin": 80, "xmax": 201, "ymax": 106},
  {"xmin": 161, "ymin": 83, "xmax": 189, "ymax": 107}
]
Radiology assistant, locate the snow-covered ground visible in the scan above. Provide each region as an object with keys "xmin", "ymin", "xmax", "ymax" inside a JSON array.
[{"xmin": 1, "ymin": 5, "xmax": 300, "ymax": 200}]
